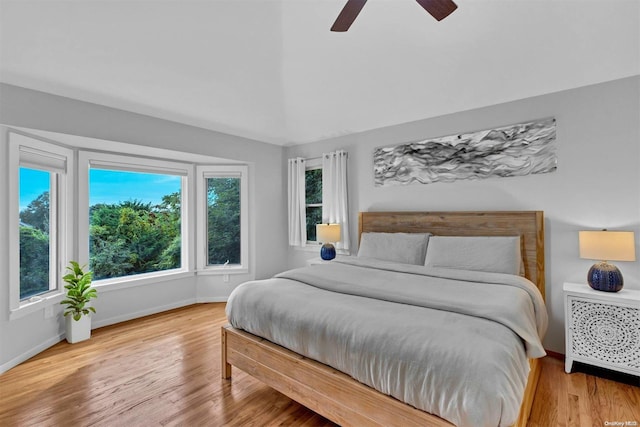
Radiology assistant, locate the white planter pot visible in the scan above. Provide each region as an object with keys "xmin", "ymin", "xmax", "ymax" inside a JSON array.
[{"xmin": 66, "ymin": 314, "xmax": 92, "ymax": 343}]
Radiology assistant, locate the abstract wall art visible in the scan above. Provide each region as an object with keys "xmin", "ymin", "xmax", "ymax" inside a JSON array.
[{"xmin": 374, "ymin": 117, "xmax": 557, "ymax": 187}]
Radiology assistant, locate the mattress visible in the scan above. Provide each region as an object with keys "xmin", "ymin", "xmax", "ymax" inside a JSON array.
[{"xmin": 226, "ymin": 257, "xmax": 548, "ymax": 427}]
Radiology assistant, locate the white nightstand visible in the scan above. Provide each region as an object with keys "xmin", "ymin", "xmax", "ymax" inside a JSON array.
[{"xmin": 563, "ymin": 282, "xmax": 640, "ymax": 376}]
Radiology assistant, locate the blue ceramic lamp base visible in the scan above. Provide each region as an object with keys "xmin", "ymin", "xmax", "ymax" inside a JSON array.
[
  {"xmin": 320, "ymin": 243, "xmax": 336, "ymax": 261},
  {"xmin": 587, "ymin": 261, "xmax": 623, "ymax": 292}
]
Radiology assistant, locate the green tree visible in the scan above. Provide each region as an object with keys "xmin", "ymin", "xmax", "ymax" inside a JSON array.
[
  {"xmin": 158, "ymin": 192, "xmax": 181, "ymax": 214},
  {"xmin": 120, "ymin": 200, "xmax": 152, "ymax": 212},
  {"xmin": 305, "ymin": 169, "xmax": 322, "ymax": 204},
  {"xmin": 20, "ymin": 192, "xmax": 49, "ymax": 233},
  {"xmin": 89, "ymin": 195, "xmax": 181, "ymax": 280},
  {"xmin": 19, "ymin": 226, "xmax": 49, "ymax": 299},
  {"xmin": 155, "ymin": 235, "xmax": 181, "ymax": 270},
  {"xmin": 90, "ymin": 238, "xmax": 133, "ymax": 279},
  {"xmin": 207, "ymin": 178, "xmax": 240, "ymax": 265},
  {"xmin": 89, "ymin": 203, "xmax": 122, "ymax": 232},
  {"xmin": 305, "ymin": 169, "xmax": 322, "ymax": 240}
]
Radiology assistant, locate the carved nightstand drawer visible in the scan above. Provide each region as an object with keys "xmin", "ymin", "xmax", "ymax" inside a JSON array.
[{"xmin": 564, "ymin": 282, "xmax": 640, "ymax": 377}]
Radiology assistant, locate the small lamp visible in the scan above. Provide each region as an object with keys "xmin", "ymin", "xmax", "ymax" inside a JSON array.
[
  {"xmin": 316, "ymin": 223, "xmax": 341, "ymax": 261},
  {"xmin": 579, "ymin": 230, "xmax": 636, "ymax": 292}
]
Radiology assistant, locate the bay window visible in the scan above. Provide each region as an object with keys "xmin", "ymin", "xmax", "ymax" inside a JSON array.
[
  {"xmin": 9, "ymin": 132, "xmax": 73, "ymax": 317},
  {"xmin": 78, "ymin": 152, "xmax": 193, "ymax": 285},
  {"xmin": 196, "ymin": 165, "xmax": 249, "ymax": 273},
  {"xmin": 9, "ymin": 130, "xmax": 250, "ymax": 310},
  {"xmin": 88, "ymin": 168, "xmax": 183, "ymax": 280}
]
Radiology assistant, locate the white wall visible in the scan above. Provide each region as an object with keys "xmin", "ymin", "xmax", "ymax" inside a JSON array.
[
  {"xmin": 2, "ymin": 76, "xmax": 637, "ymax": 369},
  {"xmin": 285, "ymin": 76, "xmax": 640, "ymax": 354},
  {"xmin": 0, "ymin": 83, "xmax": 288, "ymax": 372}
]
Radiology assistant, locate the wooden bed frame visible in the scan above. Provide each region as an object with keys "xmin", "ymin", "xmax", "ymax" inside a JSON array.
[{"xmin": 222, "ymin": 211, "xmax": 546, "ymax": 427}]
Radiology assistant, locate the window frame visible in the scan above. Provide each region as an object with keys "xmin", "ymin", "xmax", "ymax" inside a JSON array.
[
  {"xmin": 77, "ymin": 151, "xmax": 195, "ymax": 290},
  {"xmin": 196, "ymin": 164, "xmax": 249, "ymax": 275},
  {"xmin": 305, "ymin": 158, "xmax": 322, "ymax": 245},
  {"xmin": 8, "ymin": 132, "xmax": 74, "ymax": 319}
]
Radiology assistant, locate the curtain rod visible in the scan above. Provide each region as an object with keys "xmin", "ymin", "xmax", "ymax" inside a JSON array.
[{"xmin": 305, "ymin": 152, "xmax": 349, "ymax": 162}]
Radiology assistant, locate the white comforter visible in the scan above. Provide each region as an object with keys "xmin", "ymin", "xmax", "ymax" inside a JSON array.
[{"xmin": 226, "ymin": 257, "xmax": 548, "ymax": 427}]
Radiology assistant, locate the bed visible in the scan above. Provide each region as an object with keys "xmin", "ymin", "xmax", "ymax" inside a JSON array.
[{"xmin": 222, "ymin": 211, "xmax": 547, "ymax": 427}]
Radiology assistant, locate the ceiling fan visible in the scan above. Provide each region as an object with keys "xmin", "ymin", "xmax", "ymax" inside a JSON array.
[{"xmin": 331, "ymin": 0, "xmax": 458, "ymax": 32}]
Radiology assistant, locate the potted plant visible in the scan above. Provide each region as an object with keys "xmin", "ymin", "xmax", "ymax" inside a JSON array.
[{"xmin": 60, "ymin": 261, "xmax": 97, "ymax": 343}]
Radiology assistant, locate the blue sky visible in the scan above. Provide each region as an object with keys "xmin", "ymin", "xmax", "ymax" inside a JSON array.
[
  {"xmin": 19, "ymin": 168, "xmax": 49, "ymax": 211},
  {"xmin": 19, "ymin": 167, "xmax": 181, "ymax": 211},
  {"xmin": 89, "ymin": 169, "xmax": 181, "ymax": 206}
]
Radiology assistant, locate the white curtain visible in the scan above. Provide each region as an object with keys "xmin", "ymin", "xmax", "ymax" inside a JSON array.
[
  {"xmin": 288, "ymin": 157, "xmax": 307, "ymax": 247},
  {"xmin": 322, "ymin": 150, "xmax": 350, "ymax": 252}
]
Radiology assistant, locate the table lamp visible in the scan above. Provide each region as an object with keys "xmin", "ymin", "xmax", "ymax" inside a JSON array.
[
  {"xmin": 316, "ymin": 223, "xmax": 341, "ymax": 261},
  {"xmin": 579, "ymin": 230, "xmax": 636, "ymax": 292}
]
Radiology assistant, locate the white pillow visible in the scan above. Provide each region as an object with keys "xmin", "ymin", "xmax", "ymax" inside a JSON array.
[
  {"xmin": 424, "ymin": 236, "xmax": 521, "ymax": 275},
  {"xmin": 358, "ymin": 232, "xmax": 431, "ymax": 265}
]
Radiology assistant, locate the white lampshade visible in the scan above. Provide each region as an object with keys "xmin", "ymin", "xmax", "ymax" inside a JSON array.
[
  {"xmin": 579, "ymin": 230, "xmax": 636, "ymax": 262},
  {"xmin": 316, "ymin": 223, "xmax": 341, "ymax": 243}
]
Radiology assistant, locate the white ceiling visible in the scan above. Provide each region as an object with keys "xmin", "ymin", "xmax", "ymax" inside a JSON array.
[{"xmin": 1, "ymin": 0, "xmax": 638, "ymax": 145}]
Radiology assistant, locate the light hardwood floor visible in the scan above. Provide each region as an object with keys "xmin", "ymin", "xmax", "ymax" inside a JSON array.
[{"xmin": 1, "ymin": 303, "xmax": 638, "ymax": 427}]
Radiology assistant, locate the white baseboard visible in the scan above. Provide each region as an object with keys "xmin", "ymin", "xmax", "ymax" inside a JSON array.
[
  {"xmin": 91, "ymin": 298, "xmax": 197, "ymax": 329},
  {"xmin": 0, "ymin": 333, "xmax": 65, "ymax": 375},
  {"xmin": 196, "ymin": 296, "xmax": 228, "ymax": 303}
]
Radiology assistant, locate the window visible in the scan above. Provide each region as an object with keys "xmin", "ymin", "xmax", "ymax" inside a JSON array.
[
  {"xmin": 88, "ymin": 169, "xmax": 183, "ymax": 280},
  {"xmin": 197, "ymin": 165, "xmax": 249, "ymax": 273},
  {"xmin": 206, "ymin": 177, "xmax": 240, "ymax": 265},
  {"xmin": 19, "ymin": 168, "xmax": 54, "ymax": 299},
  {"xmin": 78, "ymin": 152, "xmax": 192, "ymax": 285},
  {"xmin": 288, "ymin": 151, "xmax": 349, "ymax": 252},
  {"xmin": 9, "ymin": 132, "xmax": 73, "ymax": 316},
  {"xmin": 305, "ymin": 167, "xmax": 322, "ymax": 242}
]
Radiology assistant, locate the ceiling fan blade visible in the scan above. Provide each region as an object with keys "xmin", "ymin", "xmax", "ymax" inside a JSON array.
[
  {"xmin": 415, "ymin": 0, "xmax": 457, "ymax": 21},
  {"xmin": 331, "ymin": 0, "xmax": 368, "ymax": 32}
]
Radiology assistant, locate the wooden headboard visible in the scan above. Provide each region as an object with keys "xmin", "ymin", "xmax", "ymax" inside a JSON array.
[{"xmin": 358, "ymin": 211, "xmax": 545, "ymax": 300}]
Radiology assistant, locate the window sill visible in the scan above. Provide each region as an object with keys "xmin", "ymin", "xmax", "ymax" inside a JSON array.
[
  {"xmin": 293, "ymin": 245, "xmax": 350, "ymax": 256},
  {"xmin": 10, "ymin": 292, "xmax": 65, "ymax": 321},
  {"xmin": 93, "ymin": 269, "xmax": 195, "ymax": 293},
  {"xmin": 294, "ymin": 243, "xmax": 321, "ymax": 253},
  {"xmin": 196, "ymin": 267, "xmax": 249, "ymax": 276}
]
